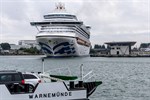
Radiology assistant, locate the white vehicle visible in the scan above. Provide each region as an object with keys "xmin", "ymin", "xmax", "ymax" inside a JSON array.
[{"xmin": 23, "ymin": 72, "xmax": 41, "ymax": 90}]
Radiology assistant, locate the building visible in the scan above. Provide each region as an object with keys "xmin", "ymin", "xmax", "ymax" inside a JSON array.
[
  {"xmin": 92, "ymin": 48, "xmax": 109, "ymax": 56},
  {"xmin": 18, "ymin": 40, "xmax": 39, "ymax": 49},
  {"xmin": 10, "ymin": 44, "xmax": 22, "ymax": 50},
  {"xmin": 105, "ymin": 41, "xmax": 136, "ymax": 56},
  {"xmin": 18, "ymin": 40, "xmax": 37, "ymax": 46}
]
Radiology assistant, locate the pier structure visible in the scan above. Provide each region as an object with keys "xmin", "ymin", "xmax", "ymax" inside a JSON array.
[{"xmin": 105, "ymin": 41, "xmax": 136, "ymax": 56}]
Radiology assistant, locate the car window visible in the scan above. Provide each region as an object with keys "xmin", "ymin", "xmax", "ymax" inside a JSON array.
[
  {"xmin": 23, "ymin": 74, "xmax": 37, "ymax": 79},
  {"xmin": 14, "ymin": 74, "xmax": 22, "ymax": 81},
  {"xmin": 0, "ymin": 74, "xmax": 12, "ymax": 82}
]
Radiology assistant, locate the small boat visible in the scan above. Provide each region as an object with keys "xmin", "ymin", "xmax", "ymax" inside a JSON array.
[
  {"xmin": 0, "ymin": 60, "xmax": 102, "ymax": 100},
  {"xmin": 0, "ymin": 80, "xmax": 101, "ymax": 100},
  {"xmin": 0, "ymin": 72, "xmax": 102, "ymax": 100}
]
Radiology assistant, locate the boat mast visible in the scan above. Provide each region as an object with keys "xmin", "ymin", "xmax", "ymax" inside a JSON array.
[{"xmin": 42, "ymin": 58, "xmax": 45, "ymax": 73}]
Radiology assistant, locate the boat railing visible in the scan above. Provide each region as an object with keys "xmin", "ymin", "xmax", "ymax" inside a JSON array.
[
  {"xmin": 39, "ymin": 73, "xmax": 64, "ymax": 82},
  {"xmin": 75, "ymin": 64, "xmax": 96, "ymax": 82},
  {"xmin": 44, "ymin": 65, "xmax": 96, "ymax": 82},
  {"xmin": 41, "ymin": 59, "xmax": 96, "ymax": 82}
]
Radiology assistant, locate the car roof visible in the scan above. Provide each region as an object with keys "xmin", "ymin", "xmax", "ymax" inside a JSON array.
[
  {"xmin": 22, "ymin": 72, "xmax": 40, "ymax": 77},
  {"xmin": 0, "ymin": 70, "xmax": 21, "ymax": 74},
  {"xmin": 23, "ymin": 73, "xmax": 41, "ymax": 80}
]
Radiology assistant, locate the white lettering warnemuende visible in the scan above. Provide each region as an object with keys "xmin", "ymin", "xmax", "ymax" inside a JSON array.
[{"xmin": 29, "ymin": 92, "xmax": 72, "ymax": 99}]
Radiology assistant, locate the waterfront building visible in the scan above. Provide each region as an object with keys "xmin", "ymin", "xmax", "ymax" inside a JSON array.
[
  {"xmin": 18, "ymin": 40, "xmax": 39, "ymax": 49},
  {"xmin": 105, "ymin": 41, "xmax": 136, "ymax": 56},
  {"xmin": 92, "ymin": 48, "xmax": 109, "ymax": 56},
  {"xmin": 10, "ymin": 44, "xmax": 22, "ymax": 50}
]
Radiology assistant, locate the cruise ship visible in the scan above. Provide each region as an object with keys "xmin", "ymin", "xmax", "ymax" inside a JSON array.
[{"xmin": 30, "ymin": 3, "xmax": 91, "ymax": 57}]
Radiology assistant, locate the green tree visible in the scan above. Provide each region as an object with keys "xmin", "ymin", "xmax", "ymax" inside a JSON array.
[
  {"xmin": 101, "ymin": 45, "xmax": 105, "ymax": 49},
  {"xmin": 94, "ymin": 44, "xmax": 99, "ymax": 49},
  {"xmin": 19, "ymin": 47, "xmax": 40, "ymax": 54},
  {"xmin": 0, "ymin": 43, "xmax": 11, "ymax": 50},
  {"xmin": 140, "ymin": 43, "xmax": 150, "ymax": 48}
]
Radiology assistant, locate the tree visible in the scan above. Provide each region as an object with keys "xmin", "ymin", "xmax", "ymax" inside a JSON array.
[
  {"xmin": 107, "ymin": 45, "xmax": 111, "ymax": 50},
  {"xmin": 140, "ymin": 43, "xmax": 150, "ymax": 48},
  {"xmin": 0, "ymin": 43, "xmax": 11, "ymax": 50},
  {"xmin": 101, "ymin": 45, "xmax": 105, "ymax": 49},
  {"xmin": 94, "ymin": 44, "xmax": 101, "ymax": 49},
  {"xmin": 19, "ymin": 47, "xmax": 40, "ymax": 54}
]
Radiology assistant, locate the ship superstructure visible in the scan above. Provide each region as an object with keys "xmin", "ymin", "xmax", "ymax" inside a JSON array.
[{"xmin": 30, "ymin": 3, "xmax": 91, "ymax": 57}]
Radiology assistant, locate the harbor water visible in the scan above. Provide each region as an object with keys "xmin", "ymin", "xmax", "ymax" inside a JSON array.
[{"xmin": 0, "ymin": 56, "xmax": 150, "ymax": 100}]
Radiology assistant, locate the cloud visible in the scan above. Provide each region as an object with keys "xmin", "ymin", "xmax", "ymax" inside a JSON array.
[
  {"xmin": 0, "ymin": 0, "xmax": 149, "ymax": 46},
  {"xmin": 77, "ymin": 0, "xmax": 149, "ymax": 35}
]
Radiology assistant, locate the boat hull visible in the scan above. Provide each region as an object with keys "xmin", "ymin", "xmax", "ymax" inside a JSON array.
[
  {"xmin": 36, "ymin": 35, "xmax": 90, "ymax": 57},
  {"xmin": 0, "ymin": 82, "xmax": 88, "ymax": 100}
]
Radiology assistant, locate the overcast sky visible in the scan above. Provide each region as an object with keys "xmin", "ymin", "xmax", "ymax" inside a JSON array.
[{"xmin": 0, "ymin": 0, "xmax": 150, "ymax": 47}]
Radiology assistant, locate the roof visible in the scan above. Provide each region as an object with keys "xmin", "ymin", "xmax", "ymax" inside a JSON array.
[
  {"xmin": 0, "ymin": 70, "xmax": 19, "ymax": 74},
  {"xmin": 105, "ymin": 41, "xmax": 136, "ymax": 46}
]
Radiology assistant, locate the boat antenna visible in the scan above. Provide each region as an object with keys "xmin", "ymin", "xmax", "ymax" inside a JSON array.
[
  {"xmin": 55, "ymin": 2, "xmax": 65, "ymax": 10},
  {"xmin": 42, "ymin": 58, "xmax": 45, "ymax": 74}
]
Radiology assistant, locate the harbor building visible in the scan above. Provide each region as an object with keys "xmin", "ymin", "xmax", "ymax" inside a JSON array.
[
  {"xmin": 105, "ymin": 41, "xmax": 136, "ymax": 56},
  {"xmin": 18, "ymin": 40, "xmax": 37, "ymax": 48},
  {"xmin": 18, "ymin": 40, "xmax": 40, "ymax": 49}
]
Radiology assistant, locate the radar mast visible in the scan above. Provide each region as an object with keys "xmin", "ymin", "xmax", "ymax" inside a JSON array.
[{"xmin": 55, "ymin": 2, "xmax": 65, "ymax": 11}]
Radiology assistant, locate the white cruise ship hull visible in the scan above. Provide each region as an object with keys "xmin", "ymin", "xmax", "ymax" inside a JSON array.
[{"xmin": 36, "ymin": 33, "xmax": 90, "ymax": 57}]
